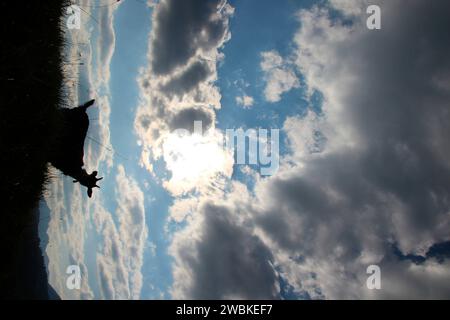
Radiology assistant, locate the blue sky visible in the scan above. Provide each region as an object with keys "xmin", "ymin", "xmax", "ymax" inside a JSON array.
[{"xmin": 40, "ymin": 0, "xmax": 450, "ymax": 300}]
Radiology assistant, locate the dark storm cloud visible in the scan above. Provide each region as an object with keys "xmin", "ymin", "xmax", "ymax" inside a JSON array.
[
  {"xmin": 286, "ymin": 0, "xmax": 450, "ymax": 250},
  {"xmin": 160, "ymin": 61, "xmax": 211, "ymax": 97},
  {"xmin": 150, "ymin": 0, "xmax": 228, "ymax": 76},
  {"xmin": 173, "ymin": 204, "xmax": 279, "ymax": 299},
  {"xmin": 246, "ymin": 0, "xmax": 450, "ymax": 298},
  {"xmin": 169, "ymin": 107, "xmax": 214, "ymax": 132}
]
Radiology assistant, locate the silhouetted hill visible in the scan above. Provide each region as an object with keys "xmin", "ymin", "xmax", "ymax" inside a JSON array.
[
  {"xmin": 38, "ymin": 200, "xmax": 52, "ymax": 272},
  {"xmin": 13, "ymin": 204, "xmax": 50, "ymax": 299},
  {"xmin": 0, "ymin": 1, "xmax": 69, "ymax": 299}
]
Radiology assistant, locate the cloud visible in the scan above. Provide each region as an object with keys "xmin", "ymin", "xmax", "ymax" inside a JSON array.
[
  {"xmin": 170, "ymin": 202, "xmax": 279, "ymax": 299},
  {"xmin": 160, "ymin": 61, "xmax": 212, "ymax": 98},
  {"xmin": 252, "ymin": 0, "xmax": 450, "ymax": 298},
  {"xmin": 368, "ymin": 256, "xmax": 450, "ymax": 299},
  {"xmin": 96, "ymin": 2, "xmax": 119, "ymax": 83},
  {"xmin": 94, "ymin": 165, "xmax": 148, "ymax": 299},
  {"xmin": 94, "ymin": 203, "xmax": 130, "ymax": 299},
  {"xmin": 168, "ymin": 0, "xmax": 450, "ymax": 299},
  {"xmin": 149, "ymin": 0, "xmax": 232, "ymax": 75},
  {"xmin": 44, "ymin": 175, "xmax": 95, "ymax": 300},
  {"xmin": 134, "ymin": 0, "xmax": 234, "ymax": 195},
  {"xmin": 114, "ymin": 165, "xmax": 148, "ymax": 298},
  {"xmin": 168, "ymin": 107, "xmax": 214, "ymax": 133},
  {"xmin": 260, "ymin": 50, "xmax": 299, "ymax": 103},
  {"xmin": 235, "ymin": 95, "xmax": 254, "ymax": 108}
]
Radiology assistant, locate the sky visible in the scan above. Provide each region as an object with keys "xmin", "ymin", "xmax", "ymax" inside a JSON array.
[{"xmin": 39, "ymin": 0, "xmax": 450, "ymax": 299}]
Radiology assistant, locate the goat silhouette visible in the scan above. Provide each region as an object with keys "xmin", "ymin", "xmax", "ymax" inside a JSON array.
[{"xmin": 49, "ymin": 99, "xmax": 102, "ymax": 198}]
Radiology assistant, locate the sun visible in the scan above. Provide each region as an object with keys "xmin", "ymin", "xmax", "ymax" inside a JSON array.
[{"xmin": 162, "ymin": 129, "xmax": 233, "ymax": 195}]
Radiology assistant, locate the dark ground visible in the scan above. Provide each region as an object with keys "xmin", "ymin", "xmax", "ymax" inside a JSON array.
[{"xmin": 0, "ymin": 1, "xmax": 69, "ymax": 299}]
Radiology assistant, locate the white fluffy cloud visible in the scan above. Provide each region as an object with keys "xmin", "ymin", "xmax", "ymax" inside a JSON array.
[
  {"xmin": 44, "ymin": 174, "xmax": 95, "ymax": 300},
  {"xmin": 260, "ymin": 50, "xmax": 299, "ymax": 103},
  {"xmin": 235, "ymin": 95, "xmax": 254, "ymax": 108},
  {"xmin": 94, "ymin": 165, "xmax": 148, "ymax": 299}
]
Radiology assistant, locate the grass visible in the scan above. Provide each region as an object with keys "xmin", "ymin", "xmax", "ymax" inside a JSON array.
[{"xmin": 0, "ymin": 0, "xmax": 70, "ymax": 299}]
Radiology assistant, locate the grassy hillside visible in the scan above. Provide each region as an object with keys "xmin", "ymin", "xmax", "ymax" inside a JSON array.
[{"xmin": 0, "ymin": 1, "xmax": 69, "ymax": 299}]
